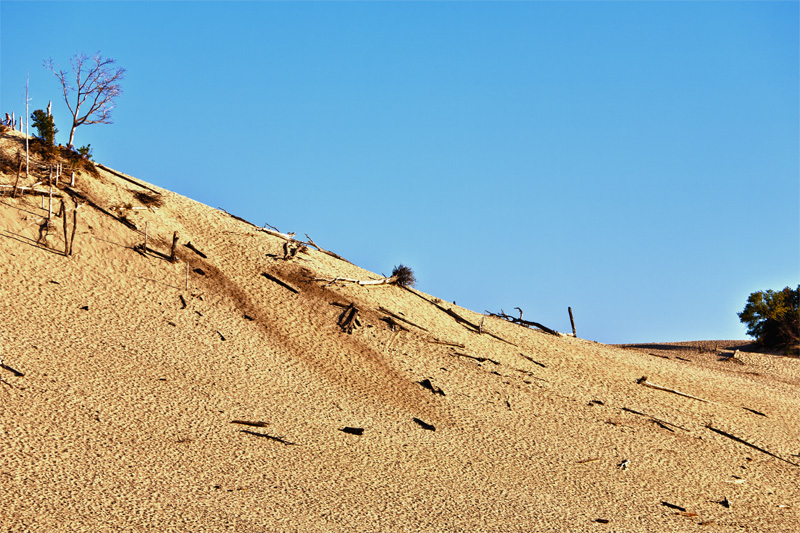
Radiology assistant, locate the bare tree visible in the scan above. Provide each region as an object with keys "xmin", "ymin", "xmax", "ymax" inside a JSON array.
[{"xmin": 44, "ymin": 52, "xmax": 125, "ymax": 148}]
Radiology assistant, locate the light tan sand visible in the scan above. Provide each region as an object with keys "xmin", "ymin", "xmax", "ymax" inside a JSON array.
[{"xmin": 1, "ymin": 129, "xmax": 798, "ymax": 531}]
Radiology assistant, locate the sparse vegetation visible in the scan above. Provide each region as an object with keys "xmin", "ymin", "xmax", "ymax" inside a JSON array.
[
  {"xmin": 134, "ymin": 190, "xmax": 163, "ymax": 208},
  {"xmin": 391, "ymin": 264, "xmax": 416, "ymax": 288},
  {"xmin": 77, "ymin": 144, "xmax": 93, "ymax": 161},
  {"xmin": 738, "ymin": 286, "xmax": 799, "ymax": 355},
  {"xmin": 31, "ymin": 109, "xmax": 58, "ymax": 147}
]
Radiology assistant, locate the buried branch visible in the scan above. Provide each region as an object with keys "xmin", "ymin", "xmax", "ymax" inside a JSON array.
[
  {"xmin": 315, "ymin": 265, "xmax": 416, "ymax": 288},
  {"xmin": 486, "ymin": 309, "xmax": 560, "ymax": 336}
]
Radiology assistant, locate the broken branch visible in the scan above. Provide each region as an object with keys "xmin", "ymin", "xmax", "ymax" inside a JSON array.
[
  {"xmin": 261, "ymin": 272, "xmax": 300, "ymax": 294},
  {"xmin": 706, "ymin": 425, "xmax": 798, "ymax": 467},
  {"xmin": 636, "ymin": 376, "xmax": 714, "ymax": 404},
  {"xmin": 486, "ymin": 310, "xmax": 560, "ymax": 336}
]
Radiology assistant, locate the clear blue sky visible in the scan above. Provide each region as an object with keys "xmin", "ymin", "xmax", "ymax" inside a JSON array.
[{"xmin": 2, "ymin": 1, "xmax": 798, "ymax": 343}]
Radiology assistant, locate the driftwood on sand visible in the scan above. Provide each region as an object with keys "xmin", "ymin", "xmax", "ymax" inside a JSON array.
[{"xmin": 486, "ymin": 309, "xmax": 560, "ymax": 336}]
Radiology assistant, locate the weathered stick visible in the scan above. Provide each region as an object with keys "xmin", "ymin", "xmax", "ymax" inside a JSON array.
[
  {"xmin": 378, "ymin": 306, "xmax": 429, "ymax": 331},
  {"xmin": 568, "ymin": 307, "xmax": 577, "ymax": 337},
  {"xmin": 183, "ymin": 241, "xmax": 207, "ymax": 259},
  {"xmin": 61, "ymin": 200, "xmax": 69, "ymax": 256},
  {"xmin": 519, "ymin": 353, "xmax": 546, "ymax": 368},
  {"xmin": 0, "ymin": 363, "xmax": 24, "ymax": 377},
  {"xmin": 454, "ymin": 352, "xmax": 500, "ymax": 365},
  {"xmin": 170, "ymin": 232, "xmax": 179, "ymax": 262},
  {"xmin": 219, "ymin": 208, "xmax": 258, "ymax": 228},
  {"xmin": 48, "ymin": 166, "xmax": 53, "ymax": 221},
  {"xmin": 230, "ymin": 420, "xmax": 269, "ymax": 428},
  {"xmin": 62, "ymin": 187, "xmax": 137, "ymax": 230},
  {"xmin": 338, "ymin": 303, "xmax": 360, "ymax": 334},
  {"xmin": 428, "ymin": 339, "xmax": 465, "ymax": 348},
  {"xmin": 304, "ymin": 233, "xmax": 352, "ymax": 263},
  {"xmin": 486, "ymin": 310, "xmax": 559, "ymax": 336},
  {"xmin": 12, "ymin": 158, "xmax": 22, "ymax": 198},
  {"xmin": 96, "ymin": 163, "xmax": 162, "ymax": 194},
  {"xmin": 315, "ymin": 275, "xmax": 398, "ymax": 287},
  {"xmin": 636, "ymin": 376, "xmax": 714, "ymax": 403},
  {"xmin": 262, "ymin": 272, "xmax": 300, "ymax": 294},
  {"xmin": 621, "ymin": 407, "xmax": 689, "ymax": 432},
  {"xmin": 68, "ymin": 204, "xmax": 81, "ymax": 256},
  {"xmin": 706, "ymin": 425, "xmax": 798, "ymax": 467},
  {"xmin": 399, "ymin": 286, "xmax": 517, "ymax": 345}
]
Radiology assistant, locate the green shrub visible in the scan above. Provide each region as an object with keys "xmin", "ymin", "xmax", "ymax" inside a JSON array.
[
  {"xmin": 738, "ymin": 286, "xmax": 799, "ymax": 354},
  {"xmin": 31, "ymin": 109, "xmax": 58, "ymax": 147},
  {"xmin": 77, "ymin": 144, "xmax": 93, "ymax": 160}
]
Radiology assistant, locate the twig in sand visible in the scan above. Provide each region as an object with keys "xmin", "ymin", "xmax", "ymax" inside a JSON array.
[
  {"xmin": 427, "ymin": 339, "xmax": 465, "ymax": 348},
  {"xmin": 0, "ymin": 363, "xmax": 25, "ymax": 378},
  {"xmin": 636, "ymin": 376, "xmax": 714, "ymax": 403},
  {"xmin": 240, "ymin": 429, "xmax": 296, "ymax": 445},
  {"xmin": 378, "ymin": 306, "xmax": 428, "ymax": 331},
  {"xmin": 303, "ymin": 233, "xmax": 352, "ymax": 263},
  {"xmin": 454, "ymin": 352, "xmax": 500, "ymax": 365},
  {"xmin": 230, "ymin": 420, "xmax": 269, "ymax": 428},
  {"xmin": 519, "ymin": 353, "xmax": 546, "ymax": 368},
  {"xmin": 261, "ymin": 272, "xmax": 300, "ymax": 294},
  {"xmin": 621, "ymin": 407, "xmax": 689, "ymax": 432},
  {"xmin": 183, "ymin": 241, "xmax": 207, "ymax": 259},
  {"xmin": 705, "ymin": 425, "xmax": 798, "ymax": 467},
  {"xmin": 412, "ymin": 418, "xmax": 436, "ymax": 431}
]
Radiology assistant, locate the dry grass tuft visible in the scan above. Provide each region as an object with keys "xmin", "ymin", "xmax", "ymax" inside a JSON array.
[
  {"xmin": 392, "ymin": 264, "xmax": 416, "ymax": 288},
  {"xmin": 134, "ymin": 190, "xmax": 164, "ymax": 208}
]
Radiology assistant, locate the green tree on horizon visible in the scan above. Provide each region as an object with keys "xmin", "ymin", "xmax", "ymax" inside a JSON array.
[{"xmin": 738, "ymin": 286, "xmax": 799, "ymax": 354}]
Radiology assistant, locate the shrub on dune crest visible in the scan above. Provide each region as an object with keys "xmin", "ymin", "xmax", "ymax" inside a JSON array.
[{"xmin": 391, "ymin": 265, "xmax": 416, "ymax": 288}]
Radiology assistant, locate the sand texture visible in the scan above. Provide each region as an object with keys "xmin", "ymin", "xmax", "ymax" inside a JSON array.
[{"xmin": 1, "ymin": 129, "xmax": 799, "ymax": 531}]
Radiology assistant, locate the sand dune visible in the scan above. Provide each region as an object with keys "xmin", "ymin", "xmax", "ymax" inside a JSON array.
[{"xmin": 1, "ymin": 129, "xmax": 798, "ymax": 531}]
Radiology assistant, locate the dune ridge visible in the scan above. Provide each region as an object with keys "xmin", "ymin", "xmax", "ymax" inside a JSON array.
[{"xmin": 1, "ymin": 129, "xmax": 798, "ymax": 531}]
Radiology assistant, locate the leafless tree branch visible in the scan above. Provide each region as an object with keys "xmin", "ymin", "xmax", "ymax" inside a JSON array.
[{"xmin": 44, "ymin": 52, "xmax": 126, "ymax": 148}]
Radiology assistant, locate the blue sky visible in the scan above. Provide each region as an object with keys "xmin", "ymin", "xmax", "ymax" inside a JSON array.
[{"xmin": 2, "ymin": 1, "xmax": 798, "ymax": 343}]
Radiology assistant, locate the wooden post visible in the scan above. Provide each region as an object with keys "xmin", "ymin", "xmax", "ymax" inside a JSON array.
[
  {"xmin": 12, "ymin": 159, "xmax": 22, "ymax": 198},
  {"xmin": 48, "ymin": 165, "xmax": 53, "ymax": 221},
  {"xmin": 61, "ymin": 200, "xmax": 69, "ymax": 256},
  {"xmin": 25, "ymin": 73, "xmax": 29, "ymax": 180},
  {"xmin": 568, "ymin": 307, "xmax": 576, "ymax": 337},
  {"xmin": 143, "ymin": 221, "xmax": 148, "ymax": 254},
  {"xmin": 69, "ymin": 204, "xmax": 80, "ymax": 256},
  {"xmin": 170, "ymin": 231, "xmax": 179, "ymax": 262}
]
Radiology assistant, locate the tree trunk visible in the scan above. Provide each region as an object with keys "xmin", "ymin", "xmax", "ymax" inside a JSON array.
[{"xmin": 68, "ymin": 124, "xmax": 77, "ymax": 148}]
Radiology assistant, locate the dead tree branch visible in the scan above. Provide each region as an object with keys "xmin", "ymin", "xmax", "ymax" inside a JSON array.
[
  {"xmin": 706, "ymin": 425, "xmax": 798, "ymax": 467},
  {"xmin": 486, "ymin": 310, "xmax": 560, "ymax": 336},
  {"xmin": 303, "ymin": 233, "xmax": 352, "ymax": 264},
  {"xmin": 636, "ymin": 376, "xmax": 714, "ymax": 404},
  {"xmin": 45, "ymin": 53, "xmax": 126, "ymax": 147},
  {"xmin": 261, "ymin": 272, "xmax": 300, "ymax": 294},
  {"xmin": 338, "ymin": 303, "xmax": 361, "ymax": 334}
]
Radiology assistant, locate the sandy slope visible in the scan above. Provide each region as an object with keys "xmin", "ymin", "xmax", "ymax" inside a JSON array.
[{"xmin": 1, "ymin": 129, "xmax": 798, "ymax": 532}]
